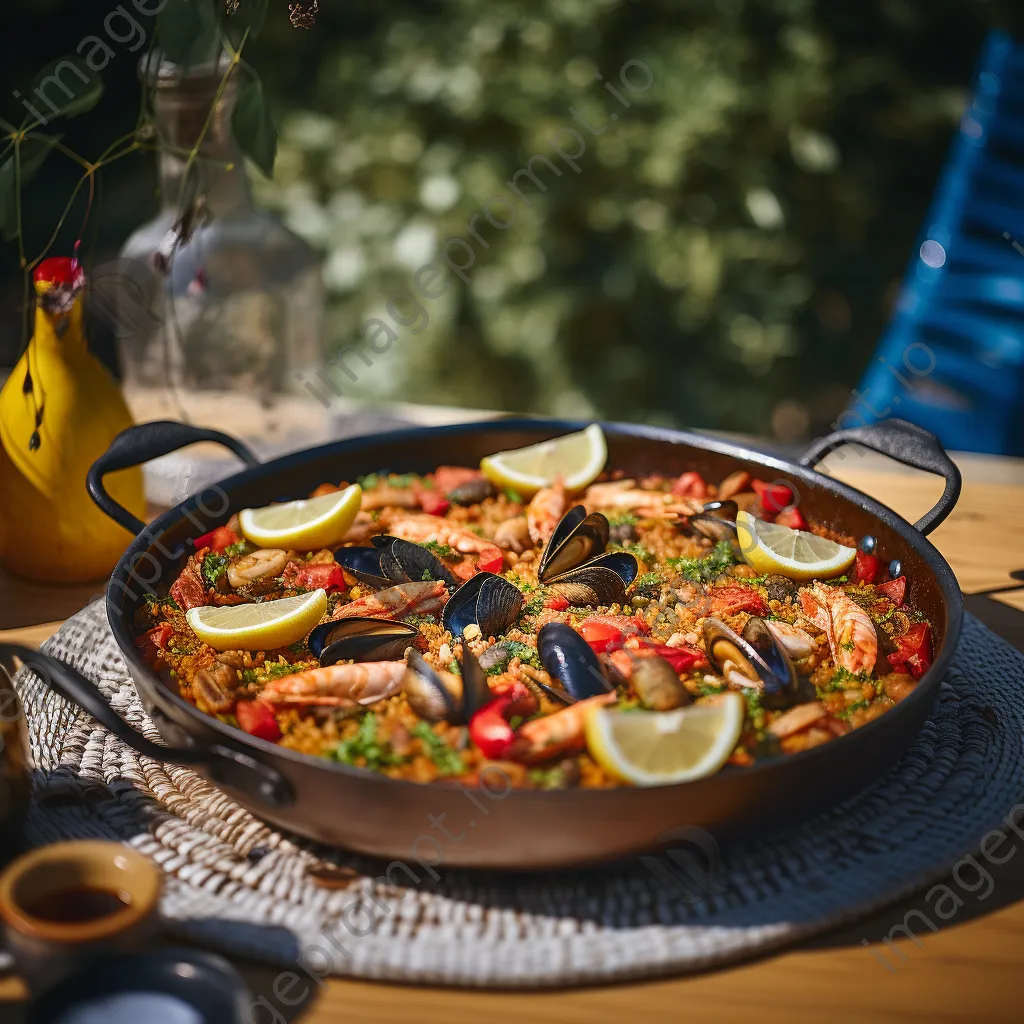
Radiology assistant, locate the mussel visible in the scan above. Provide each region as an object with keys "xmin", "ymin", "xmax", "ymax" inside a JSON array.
[
  {"xmin": 442, "ymin": 572, "xmax": 524, "ymax": 639},
  {"xmin": 702, "ymin": 616, "xmax": 803, "ymax": 709},
  {"xmin": 402, "ymin": 647, "xmax": 492, "ymax": 723},
  {"xmin": 334, "ymin": 536, "xmax": 459, "ymax": 590},
  {"xmin": 629, "ymin": 654, "xmax": 692, "ymax": 711},
  {"xmin": 536, "ymin": 623, "xmax": 615, "ymax": 704},
  {"xmin": 309, "ymin": 617, "xmax": 420, "ymax": 666},
  {"xmin": 686, "ymin": 499, "xmax": 742, "ymax": 557},
  {"xmin": 762, "ymin": 573, "xmax": 798, "ymax": 603},
  {"xmin": 536, "ymin": 506, "xmax": 637, "ymax": 607},
  {"xmin": 447, "ymin": 477, "xmax": 497, "ymax": 505}
]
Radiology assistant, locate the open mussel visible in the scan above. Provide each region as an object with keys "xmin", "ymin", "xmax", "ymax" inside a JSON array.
[
  {"xmin": 545, "ymin": 552, "xmax": 639, "ymax": 607},
  {"xmin": 334, "ymin": 536, "xmax": 458, "ymax": 590},
  {"xmin": 536, "ymin": 623, "xmax": 614, "ymax": 704},
  {"xmin": 538, "ymin": 506, "xmax": 610, "ymax": 581},
  {"xmin": 402, "ymin": 647, "xmax": 492, "ymax": 723},
  {"xmin": 686, "ymin": 499, "xmax": 742, "ymax": 558},
  {"xmin": 442, "ymin": 571, "xmax": 523, "ymax": 639},
  {"xmin": 702, "ymin": 616, "xmax": 803, "ymax": 709},
  {"xmin": 309, "ymin": 617, "xmax": 420, "ymax": 666}
]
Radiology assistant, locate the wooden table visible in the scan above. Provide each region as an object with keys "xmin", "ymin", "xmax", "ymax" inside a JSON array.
[{"xmin": 3, "ymin": 417, "xmax": 1024, "ymax": 1022}]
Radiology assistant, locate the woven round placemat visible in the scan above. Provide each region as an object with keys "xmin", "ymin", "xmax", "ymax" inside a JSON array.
[{"xmin": 10, "ymin": 599, "xmax": 1024, "ymax": 988}]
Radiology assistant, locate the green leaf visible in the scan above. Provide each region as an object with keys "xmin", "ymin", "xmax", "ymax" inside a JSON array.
[
  {"xmin": 0, "ymin": 134, "xmax": 62, "ymax": 241},
  {"xmin": 158, "ymin": 0, "xmax": 220, "ymax": 68},
  {"xmin": 223, "ymin": 0, "xmax": 268, "ymax": 48},
  {"xmin": 232, "ymin": 66, "xmax": 277, "ymax": 177},
  {"xmin": 27, "ymin": 56, "xmax": 103, "ymax": 122}
]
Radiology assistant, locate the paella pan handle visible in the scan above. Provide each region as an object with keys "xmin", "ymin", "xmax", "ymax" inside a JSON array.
[
  {"xmin": 798, "ymin": 418, "xmax": 961, "ymax": 536},
  {"xmin": 1, "ymin": 644, "xmax": 294, "ymax": 809},
  {"xmin": 87, "ymin": 420, "xmax": 260, "ymax": 535}
]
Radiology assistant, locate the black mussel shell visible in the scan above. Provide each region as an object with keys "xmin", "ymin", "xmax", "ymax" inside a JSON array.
[
  {"xmin": 702, "ymin": 617, "xmax": 801, "ymax": 710},
  {"xmin": 702, "ymin": 499, "xmax": 739, "ymax": 520},
  {"xmin": 310, "ymin": 617, "xmax": 419, "ymax": 665},
  {"xmin": 688, "ymin": 500, "xmax": 741, "ymax": 556},
  {"xmin": 333, "ymin": 546, "xmax": 389, "ymax": 587},
  {"xmin": 459, "ymin": 645, "xmax": 493, "ymax": 719},
  {"xmin": 447, "ymin": 477, "xmax": 497, "ymax": 505},
  {"xmin": 538, "ymin": 506, "xmax": 610, "ymax": 582},
  {"xmin": 403, "ymin": 648, "xmax": 493, "ymax": 724},
  {"xmin": 546, "ymin": 552, "xmax": 638, "ymax": 608},
  {"xmin": 442, "ymin": 572, "xmax": 524, "ymax": 638},
  {"xmin": 376, "ymin": 537, "xmax": 459, "ymax": 590},
  {"xmin": 537, "ymin": 622, "xmax": 613, "ymax": 702}
]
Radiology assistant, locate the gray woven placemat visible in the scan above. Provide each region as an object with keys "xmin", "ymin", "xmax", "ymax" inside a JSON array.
[{"xmin": 10, "ymin": 599, "xmax": 1024, "ymax": 988}]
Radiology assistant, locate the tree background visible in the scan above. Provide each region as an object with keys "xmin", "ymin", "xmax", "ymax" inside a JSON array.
[{"xmin": 2, "ymin": 0, "xmax": 1022, "ymax": 440}]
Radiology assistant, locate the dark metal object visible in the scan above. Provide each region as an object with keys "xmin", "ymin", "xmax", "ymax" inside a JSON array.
[{"xmin": 19, "ymin": 416, "xmax": 963, "ymax": 869}]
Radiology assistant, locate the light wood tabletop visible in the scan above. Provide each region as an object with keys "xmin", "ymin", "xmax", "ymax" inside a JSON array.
[{"xmin": 2, "ymin": 412, "xmax": 1024, "ymax": 1022}]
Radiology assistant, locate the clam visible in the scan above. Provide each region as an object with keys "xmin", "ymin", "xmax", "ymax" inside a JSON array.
[
  {"xmin": 402, "ymin": 647, "xmax": 492, "ymax": 723},
  {"xmin": 442, "ymin": 571, "xmax": 523, "ymax": 639},
  {"xmin": 309, "ymin": 617, "xmax": 419, "ymax": 666},
  {"xmin": 536, "ymin": 623, "xmax": 614, "ymax": 704},
  {"xmin": 686, "ymin": 499, "xmax": 742, "ymax": 557},
  {"xmin": 702, "ymin": 616, "xmax": 802, "ymax": 709},
  {"xmin": 334, "ymin": 536, "xmax": 458, "ymax": 590}
]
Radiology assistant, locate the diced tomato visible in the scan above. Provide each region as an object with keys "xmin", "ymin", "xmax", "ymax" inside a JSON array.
[
  {"xmin": 876, "ymin": 576, "xmax": 907, "ymax": 606},
  {"xmin": 637, "ymin": 640, "xmax": 706, "ymax": 674},
  {"xmin": 853, "ymin": 551, "xmax": 881, "ymax": 585},
  {"xmin": 576, "ymin": 620, "xmax": 624, "ymax": 653},
  {"xmin": 134, "ymin": 622, "xmax": 173, "ymax": 663},
  {"xmin": 545, "ymin": 595, "xmax": 570, "ymax": 612},
  {"xmin": 193, "ymin": 525, "xmax": 240, "ymax": 554},
  {"xmin": 468, "ymin": 683, "xmax": 536, "ymax": 759},
  {"xmin": 709, "ymin": 585, "xmax": 768, "ymax": 617},
  {"xmin": 432, "ymin": 466, "xmax": 482, "ymax": 495},
  {"xmin": 282, "ymin": 561, "xmax": 346, "ymax": 594},
  {"xmin": 236, "ymin": 700, "xmax": 282, "ymax": 742},
  {"xmin": 888, "ymin": 622, "xmax": 932, "ymax": 679},
  {"xmin": 773, "ymin": 505, "xmax": 808, "ymax": 531},
  {"xmin": 416, "ymin": 490, "xmax": 450, "ymax": 517},
  {"xmin": 752, "ymin": 479, "xmax": 794, "ymax": 517},
  {"xmin": 476, "ymin": 551, "xmax": 504, "ymax": 574},
  {"xmin": 671, "ymin": 471, "xmax": 707, "ymax": 499}
]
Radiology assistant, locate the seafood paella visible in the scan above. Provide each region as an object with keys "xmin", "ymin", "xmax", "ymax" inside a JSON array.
[{"xmin": 135, "ymin": 427, "xmax": 934, "ymax": 789}]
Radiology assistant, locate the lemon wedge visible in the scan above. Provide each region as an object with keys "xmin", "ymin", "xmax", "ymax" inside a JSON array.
[
  {"xmin": 186, "ymin": 590, "xmax": 328, "ymax": 652},
  {"xmin": 239, "ymin": 485, "xmax": 362, "ymax": 550},
  {"xmin": 583, "ymin": 694, "xmax": 745, "ymax": 786},
  {"xmin": 479, "ymin": 424, "xmax": 607, "ymax": 497},
  {"xmin": 735, "ymin": 509, "xmax": 856, "ymax": 581}
]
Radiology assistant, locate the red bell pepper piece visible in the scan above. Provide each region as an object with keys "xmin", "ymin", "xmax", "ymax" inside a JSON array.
[
  {"xmin": 888, "ymin": 622, "xmax": 932, "ymax": 679},
  {"xmin": 476, "ymin": 551, "xmax": 504, "ymax": 574},
  {"xmin": 709, "ymin": 585, "xmax": 768, "ymax": 617},
  {"xmin": 672, "ymin": 471, "xmax": 707, "ymax": 499},
  {"xmin": 853, "ymin": 550, "xmax": 881, "ymax": 585},
  {"xmin": 636, "ymin": 640, "xmax": 706, "ymax": 674},
  {"xmin": 467, "ymin": 683, "xmax": 537, "ymax": 760},
  {"xmin": 773, "ymin": 505, "xmax": 807, "ymax": 531},
  {"xmin": 282, "ymin": 561, "xmax": 346, "ymax": 594},
  {"xmin": 752, "ymin": 479, "xmax": 794, "ymax": 517},
  {"xmin": 236, "ymin": 699, "xmax": 282, "ymax": 742},
  {"xmin": 545, "ymin": 595, "xmax": 570, "ymax": 612},
  {"xmin": 194, "ymin": 525, "xmax": 240, "ymax": 554},
  {"xmin": 134, "ymin": 622, "xmax": 173, "ymax": 662},
  {"xmin": 432, "ymin": 466, "xmax": 482, "ymax": 495},
  {"xmin": 576, "ymin": 620, "xmax": 624, "ymax": 653},
  {"xmin": 416, "ymin": 490, "xmax": 450, "ymax": 517},
  {"xmin": 876, "ymin": 576, "xmax": 907, "ymax": 606}
]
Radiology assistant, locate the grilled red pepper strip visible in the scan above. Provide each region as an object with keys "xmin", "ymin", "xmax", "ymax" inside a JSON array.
[
  {"xmin": 476, "ymin": 551, "xmax": 504, "ymax": 574},
  {"xmin": 194, "ymin": 525, "xmax": 240, "ymax": 553},
  {"xmin": 634, "ymin": 640, "xmax": 706, "ymax": 674},
  {"xmin": 544, "ymin": 595, "xmax": 570, "ymax": 612},
  {"xmin": 888, "ymin": 622, "xmax": 932, "ymax": 679},
  {"xmin": 236, "ymin": 699, "xmax": 282, "ymax": 742},
  {"xmin": 876, "ymin": 576, "xmax": 906, "ymax": 606},
  {"xmin": 577, "ymin": 620, "xmax": 624, "ymax": 652},
  {"xmin": 467, "ymin": 683, "xmax": 537, "ymax": 760},
  {"xmin": 853, "ymin": 550, "xmax": 881, "ymax": 585},
  {"xmin": 416, "ymin": 490, "xmax": 450, "ymax": 517}
]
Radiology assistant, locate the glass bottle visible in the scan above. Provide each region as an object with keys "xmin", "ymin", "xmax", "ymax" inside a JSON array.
[{"xmin": 114, "ymin": 54, "xmax": 323, "ymax": 405}]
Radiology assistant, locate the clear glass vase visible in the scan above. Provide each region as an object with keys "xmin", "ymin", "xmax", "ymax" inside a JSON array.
[{"xmin": 114, "ymin": 54, "xmax": 324, "ymax": 407}]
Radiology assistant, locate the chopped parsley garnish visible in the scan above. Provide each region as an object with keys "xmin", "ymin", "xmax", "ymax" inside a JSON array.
[
  {"xmin": 837, "ymin": 699, "xmax": 870, "ymax": 720},
  {"xmin": 697, "ymin": 681, "xmax": 727, "ymax": 697},
  {"xmin": 420, "ymin": 568, "xmax": 435, "ymax": 581},
  {"xmin": 668, "ymin": 540, "xmax": 737, "ymax": 583},
  {"xmin": 421, "ymin": 540, "xmax": 455, "ymax": 558},
  {"xmin": 633, "ymin": 571, "xmax": 664, "ymax": 589},
  {"xmin": 503, "ymin": 487, "xmax": 523, "ymax": 503},
  {"xmin": 201, "ymin": 553, "xmax": 229, "ymax": 588},
  {"xmin": 410, "ymin": 722, "xmax": 465, "ymax": 775},
  {"xmin": 522, "ymin": 594, "xmax": 546, "ymax": 617},
  {"xmin": 332, "ymin": 714, "xmax": 405, "ymax": 771},
  {"xmin": 612, "ymin": 540, "xmax": 655, "ymax": 565},
  {"xmin": 504, "ymin": 640, "xmax": 542, "ymax": 669},
  {"xmin": 224, "ymin": 541, "xmax": 247, "ymax": 558},
  {"xmin": 241, "ymin": 660, "xmax": 307, "ymax": 685},
  {"xmin": 357, "ymin": 472, "xmax": 380, "ymax": 491},
  {"xmin": 606, "ymin": 512, "xmax": 639, "ymax": 528},
  {"xmin": 816, "ymin": 665, "xmax": 871, "ymax": 696},
  {"xmin": 743, "ymin": 688, "xmax": 763, "ymax": 720}
]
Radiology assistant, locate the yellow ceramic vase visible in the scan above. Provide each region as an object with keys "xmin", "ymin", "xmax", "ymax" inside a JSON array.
[{"xmin": 0, "ymin": 258, "xmax": 145, "ymax": 583}]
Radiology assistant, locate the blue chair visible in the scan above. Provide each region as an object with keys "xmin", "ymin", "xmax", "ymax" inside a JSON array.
[{"xmin": 851, "ymin": 31, "xmax": 1024, "ymax": 455}]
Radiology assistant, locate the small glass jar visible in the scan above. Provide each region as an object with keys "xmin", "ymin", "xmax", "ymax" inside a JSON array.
[{"xmin": 114, "ymin": 54, "xmax": 324, "ymax": 405}]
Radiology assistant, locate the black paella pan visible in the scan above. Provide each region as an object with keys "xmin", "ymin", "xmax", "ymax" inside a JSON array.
[{"xmin": 3, "ymin": 417, "xmax": 963, "ymax": 869}]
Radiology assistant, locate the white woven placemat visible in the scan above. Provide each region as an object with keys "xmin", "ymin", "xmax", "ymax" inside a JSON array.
[{"xmin": 10, "ymin": 599, "xmax": 1024, "ymax": 988}]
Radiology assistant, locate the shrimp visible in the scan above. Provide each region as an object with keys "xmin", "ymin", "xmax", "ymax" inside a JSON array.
[
  {"xmin": 333, "ymin": 580, "xmax": 448, "ymax": 620},
  {"xmin": 582, "ymin": 480, "xmax": 701, "ymax": 519},
  {"xmin": 227, "ymin": 549, "xmax": 289, "ymax": 589},
  {"xmin": 799, "ymin": 583, "xmax": 877, "ymax": 675},
  {"xmin": 260, "ymin": 662, "xmax": 406, "ymax": 707},
  {"xmin": 768, "ymin": 702, "xmax": 827, "ymax": 739},
  {"xmin": 765, "ymin": 620, "xmax": 817, "ymax": 660},
  {"xmin": 510, "ymin": 692, "xmax": 616, "ymax": 763},
  {"xmin": 360, "ymin": 486, "xmax": 419, "ymax": 511},
  {"xmin": 386, "ymin": 513, "xmax": 503, "ymax": 572},
  {"xmin": 526, "ymin": 480, "xmax": 567, "ymax": 546}
]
